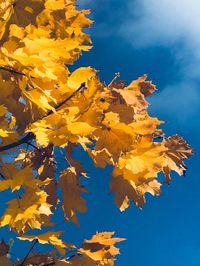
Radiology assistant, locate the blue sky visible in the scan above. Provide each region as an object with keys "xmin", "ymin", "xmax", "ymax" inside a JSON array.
[
  {"xmin": 75, "ymin": 1, "xmax": 200, "ymax": 265},
  {"xmin": 1, "ymin": 1, "xmax": 200, "ymax": 265}
]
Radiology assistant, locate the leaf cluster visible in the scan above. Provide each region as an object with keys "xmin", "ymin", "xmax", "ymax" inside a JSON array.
[{"xmin": 0, "ymin": 0, "xmax": 192, "ymax": 265}]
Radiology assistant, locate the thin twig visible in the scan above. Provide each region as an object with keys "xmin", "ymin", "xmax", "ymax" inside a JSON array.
[
  {"xmin": 0, "ymin": 172, "xmax": 6, "ymax": 180},
  {"xmin": 46, "ymin": 82, "xmax": 86, "ymax": 116},
  {"xmin": 19, "ymin": 239, "xmax": 38, "ymax": 266},
  {"xmin": 41, "ymin": 252, "xmax": 81, "ymax": 266},
  {"xmin": 67, "ymin": 252, "xmax": 82, "ymax": 260},
  {"xmin": 0, "ymin": 82, "xmax": 86, "ymax": 152},
  {"xmin": 0, "ymin": 132, "xmax": 35, "ymax": 152},
  {"xmin": 15, "ymin": 191, "xmax": 21, "ymax": 208},
  {"xmin": 0, "ymin": 66, "xmax": 26, "ymax": 77},
  {"xmin": 108, "ymin": 72, "xmax": 120, "ymax": 87},
  {"xmin": 25, "ymin": 141, "xmax": 41, "ymax": 151}
]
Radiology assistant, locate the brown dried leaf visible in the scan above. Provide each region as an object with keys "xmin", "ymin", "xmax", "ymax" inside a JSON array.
[
  {"xmin": 163, "ymin": 135, "xmax": 193, "ymax": 183},
  {"xmin": 59, "ymin": 167, "xmax": 87, "ymax": 225},
  {"xmin": 0, "ymin": 240, "xmax": 9, "ymax": 257}
]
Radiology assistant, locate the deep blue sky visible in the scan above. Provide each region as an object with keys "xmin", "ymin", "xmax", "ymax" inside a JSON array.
[
  {"xmin": 1, "ymin": 1, "xmax": 200, "ymax": 265},
  {"xmin": 72, "ymin": 1, "xmax": 200, "ymax": 265}
]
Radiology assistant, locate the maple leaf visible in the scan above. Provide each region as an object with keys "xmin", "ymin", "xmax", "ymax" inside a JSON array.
[
  {"xmin": 17, "ymin": 253, "xmax": 54, "ymax": 266},
  {"xmin": 0, "ymin": 95, "xmax": 18, "ymax": 141},
  {"xmin": 0, "ymin": 163, "xmax": 52, "ymax": 192},
  {"xmin": 0, "ymin": 240, "xmax": 12, "ymax": 264},
  {"xmin": 59, "ymin": 167, "xmax": 87, "ymax": 225},
  {"xmin": 93, "ymin": 112, "xmax": 136, "ymax": 161},
  {"xmin": 56, "ymin": 232, "xmax": 124, "ymax": 266},
  {"xmin": 110, "ymin": 135, "xmax": 192, "ymax": 210},
  {"xmin": 3, "ymin": 0, "xmax": 45, "ymax": 29},
  {"xmin": 0, "ymin": 0, "xmax": 193, "ymax": 264},
  {"xmin": 110, "ymin": 175, "xmax": 161, "ymax": 210},
  {"xmin": 66, "ymin": 144, "xmax": 87, "ymax": 176},
  {"xmin": 28, "ymin": 119, "xmax": 95, "ymax": 147},
  {"xmin": 0, "ymin": 164, "xmax": 39, "ymax": 192},
  {"xmin": 134, "ymin": 74, "xmax": 157, "ymax": 97},
  {"xmin": 18, "ymin": 231, "xmax": 72, "ymax": 256},
  {"xmin": 67, "ymin": 67, "xmax": 96, "ymax": 90},
  {"xmin": 87, "ymin": 148, "xmax": 114, "ymax": 168},
  {"xmin": 34, "ymin": 148, "xmax": 59, "ymax": 211},
  {"xmin": 163, "ymin": 134, "xmax": 193, "ymax": 183},
  {"xmin": 78, "ymin": 232, "xmax": 125, "ymax": 266},
  {"xmin": 0, "ymin": 72, "xmax": 41, "ymax": 134},
  {"xmin": 129, "ymin": 111, "xmax": 164, "ymax": 136},
  {"xmin": 112, "ymin": 137, "xmax": 167, "ymax": 184},
  {"xmin": 0, "ymin": 188, "xmax": 52, "ymax": 233},
  {"xmin": 0, "ymin": 240, "xmax": 9, "ymax": 257}
]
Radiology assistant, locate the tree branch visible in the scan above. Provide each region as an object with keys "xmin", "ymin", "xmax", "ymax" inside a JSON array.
[
  {"xmin": 0, "ymin": 66, "xmax": 26, "ymax": 77},
  {"xmin": 0, "ymin": 172, "xmax": 6, "ymax": 179},
  {"xmin": 46, "ymin": 82, "xmax": 86, "ymax": 116},
  {"xmin": 108, "ymin": 72, "xmax": 120, "ymax": 87},
  {"xmin": 0, "ymin": 132, "xmax": 34, "ymax": 152},
  {"xmin": 40, "ymin": 263, "xmax": 55, "ymax": 266},
  {"xmin": 39, "ymin": 252, "xmax": 82, "ymax": 266},
  {"xmin": 19, "ymin": 239, "xmax": 38, "ymax": 266},
  {"xmin": 0, "ymin": 83, "xmax": 86, "ymax": 152},
  {"xmin": 25, "ymin": 141, "xmax": 41, "ymax": 151}
]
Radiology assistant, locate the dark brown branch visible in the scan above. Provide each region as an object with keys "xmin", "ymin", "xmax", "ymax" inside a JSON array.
[
  {"xmin": 0, "ymin": 66, "xmax": 26, "ymax": 76},
  {"xmin": 16, "ymin": 250, "xmax": 81, "ymax": 266},
  {"xmin": 46, "ymin": 82, "xmax": 86, "ymax": 116},
  {"xmin": 19, "ymin": 239, "xmax": 38, "ymax": 266},
  {"xmin": 25, "ymin": 141, "xmax": 41, "ymax": 151},
  {"xmin": 36, "ymin": 252, "xmax": 81, "ymax": 266},
  {"xmin": 0, "ymin": 132, "xmax": 35, "ymax": 152},
  {"xmin": 0, "ymin": 172, "xmax": 6, "ymax": 179},
  {"xmin": 0, "ymin": 65, "xmax": 36, "ymax": 79},
  {"xmin": 15, "ymin": 191, "xmax": 21, "ymax": 208},
  {"xmin": 40, "ymin": 263, "xmax": 55, "ymax": 266},
  {"xmin": 0, "ymin": 82, "xmax": 86, "ymax": 152}
]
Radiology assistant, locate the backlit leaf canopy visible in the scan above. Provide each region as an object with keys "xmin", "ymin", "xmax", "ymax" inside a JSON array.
[{"xmin": 0, "ymin": 0, "xmax": 192, "ymax": 265}]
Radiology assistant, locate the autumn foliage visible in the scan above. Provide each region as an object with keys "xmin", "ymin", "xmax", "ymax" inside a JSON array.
[{"xmin": 0, "ymin": 0, "xmax": 192, "ymax": 265}]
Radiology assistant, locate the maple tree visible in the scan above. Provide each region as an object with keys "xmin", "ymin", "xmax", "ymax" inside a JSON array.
[{"xmin": 0, "ymin": 0, "xmax": 193, "ymax": 265}]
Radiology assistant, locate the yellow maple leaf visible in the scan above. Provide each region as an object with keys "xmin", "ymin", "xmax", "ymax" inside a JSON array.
[
  {"xmin": 110, "ymin": 137, "xmax": 166, "ymax": 210},
  {"xmin": 27, "ymin": 109, "xmax": 95, "ymax": 147},
  {"xmin": 79, "ymin": 232, "xmax": 125, "ymax": 266},
  {"xmin": 93, "ymin": 112, "xmax": 136, "ymax": 161},
  {"xmin": 112, "ymin": 137, "xmax": 167, "ymax": 184},
  {"xmin": 0, "ymin": 188, "xmax": 52, "ymax": 233},
  {"xmin": 110, "ymin": 175, "xmax": 161, "ymax": 211},
  {"xmin": 18, "ymin": 231, "xmax": 72, "ymax": 256},
  {"xmin": 110, "ymin": 135, "xmax": 192, "ymax": 210},
  {"xmin": 87, "ymin": 148, "xmax": 114, "ymax": 168},
  {"xmin": 0, "ymin": 163, "xmax": 51, "ymax": 192},
  {"xmin": 0, "ymin": 0, "xmax": 193, "ymax": 264},
  {"xmin": 67, "ymin": 67, "xmax": 96, "ymax": 90}
]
